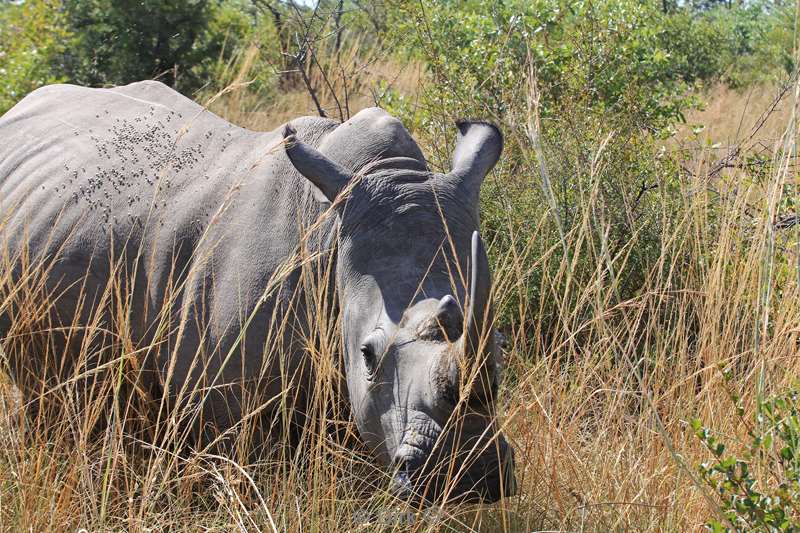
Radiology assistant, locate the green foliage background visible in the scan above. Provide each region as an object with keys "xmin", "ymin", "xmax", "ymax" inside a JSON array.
[
  {"xmin": 1, "ymin": 0, "xmax": 794, "ymax": 114},
  {"xmin": 0, "ymin": 0, "xmax": 71, "ymax": 113}
]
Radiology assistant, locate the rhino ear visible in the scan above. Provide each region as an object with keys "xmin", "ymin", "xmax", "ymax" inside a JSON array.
[
  {"xmin": 283, "ymin": 124, "xmax": 352, "ymax": 203},
  {"xmin": 446, "ymin": 121, "xmax": 503, "ymax": 205}
]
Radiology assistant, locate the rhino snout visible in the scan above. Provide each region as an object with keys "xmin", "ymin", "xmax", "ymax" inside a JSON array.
[{"xmin": 389, "ymin": 434, "xmax": 516, "ymax": 503}]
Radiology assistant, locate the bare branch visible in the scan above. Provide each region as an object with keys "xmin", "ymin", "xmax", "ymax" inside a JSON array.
[{"xmin": 706, "ymin": 69, "xmax": 799, "ymax": 178}]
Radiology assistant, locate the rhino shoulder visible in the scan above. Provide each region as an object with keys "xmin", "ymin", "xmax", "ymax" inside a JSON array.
[
  {"xmin": 107, "ymin": 80, "xmax": 202, "ymax": 113},
  {"xmin": 5, "ymin": 81, "xmax": 205, "ymax": 122},
  {"xmin": 1, "ymin": 83, "xmax": 82, "ymax": 120}
]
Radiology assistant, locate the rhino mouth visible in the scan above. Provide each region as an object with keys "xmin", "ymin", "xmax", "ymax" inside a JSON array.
[{"xmin": 390, "ymin": 435, "xmax": 516, "ymax": 504}]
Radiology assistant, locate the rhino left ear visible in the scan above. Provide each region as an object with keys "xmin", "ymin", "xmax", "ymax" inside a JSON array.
[
  {"xmin": 283, "ymin": 124, "xmax": 352, "ymax": 203},
  {"xmin": 446, "ymin": 121, "xmax": 503, "ymax": 204}
]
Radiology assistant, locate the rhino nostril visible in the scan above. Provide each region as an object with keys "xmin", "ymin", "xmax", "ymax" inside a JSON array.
[
  {"xmin": 389, "ymin": 454, "xmax": 423, "ymax": 500},
  {"xmin": 395, "ymin": 469, "xmax": 411, "ymax": 485},
  {"xmin": 390, "ymin": 469, "xmax": 415, "ymax": 499}
]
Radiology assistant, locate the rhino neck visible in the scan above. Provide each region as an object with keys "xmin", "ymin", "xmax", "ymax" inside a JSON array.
[{"xmin": 316, "ymin": 107, "xmax": 429, "ymax": 175}]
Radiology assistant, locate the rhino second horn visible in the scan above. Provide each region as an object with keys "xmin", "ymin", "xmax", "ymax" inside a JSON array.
[
  {"xmin": 464, "ymin": 230, "xmax": 494, "ymax": 360},
  {"xmin": 434, "ymin": 294, "xmax": 463, "ymax": 340},
  {"xmin": 283, "ymin": 124, "xmax": 352, "ymax": 203}
]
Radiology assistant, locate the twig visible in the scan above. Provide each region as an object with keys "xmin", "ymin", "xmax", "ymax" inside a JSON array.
[
  {"xmin": 289, "ymin": 0, "xmax": 345, "ymax": 122},
  {"xmin": 631, "ymin": 181, "xmax": 658, "ymax": 216},
  {"xmin": 286, "ymin": 35, "xmax": 328, "ymax": 118},
  {"xmin": 706, "ymin": 70, "xmax": 799, "ymax": 178}
]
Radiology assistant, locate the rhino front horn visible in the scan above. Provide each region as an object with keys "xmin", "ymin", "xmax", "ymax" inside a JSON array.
[{"xmin": 464, "ymin": 230, "xmax": 495, "ymax": 359}]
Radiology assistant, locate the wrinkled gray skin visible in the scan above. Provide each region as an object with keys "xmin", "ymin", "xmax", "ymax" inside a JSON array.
[{"xmin": 0, "ymin": 81, "xmax": 514, "ymax": 502}]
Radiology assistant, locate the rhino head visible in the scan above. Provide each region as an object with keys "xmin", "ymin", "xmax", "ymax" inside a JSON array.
[{"xmin": 284, "ymin": 109, "xmax": 515, "ymax": 503}]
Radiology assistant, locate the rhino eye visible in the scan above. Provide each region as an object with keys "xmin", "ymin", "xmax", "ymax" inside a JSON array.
[{"xmin": 361, "ymin": 343, "xmax": 378, "ymax": 379}]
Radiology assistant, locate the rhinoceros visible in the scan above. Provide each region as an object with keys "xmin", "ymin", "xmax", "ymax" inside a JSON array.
[{"xmin": 0, "ymin": 80, "xmax": 515, "ymax": 502}]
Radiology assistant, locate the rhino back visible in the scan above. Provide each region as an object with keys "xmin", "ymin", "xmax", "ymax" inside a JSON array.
[{"xmin": 0, "ymin": 81, "xmax": 337, "ymax": 374}]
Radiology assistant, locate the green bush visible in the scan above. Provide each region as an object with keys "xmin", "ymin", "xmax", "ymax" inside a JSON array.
[
  {"xmin": 385, "ymin": 0, "xmax": 707, "ymax": 129},
  {"xmin": 0, "ymin": 0, "xmax": 71, "ymax": 114},
  {"xmin": 0, "ymin": 0, "xmax": 263, "ymax": 109},
  {"xmin": 693, "ymin": 383, "xmax": 800, "ymax": 531},
  {"xmin": 725, "ymin": 2, "xmax": 796, "ymax": 87},
  {"xmin": 656, "ymin": 3, "xmax": 793, "ymax": 88},
  {"xmin": 62, "ymin": 0, "xmax": 245, "ymax": 93}
]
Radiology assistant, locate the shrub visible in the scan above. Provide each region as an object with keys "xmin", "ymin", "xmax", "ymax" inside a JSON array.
[
  {"xmin": 0, "ymin": 0, "xmax": 71, "ymax": 114},
  {"xmin": 693, "ymin": 383, "xmax": 800, "ymax": 531},
  {"xmin": 63, "ymin": 0, "xmax": 219, "ymax": 91}
]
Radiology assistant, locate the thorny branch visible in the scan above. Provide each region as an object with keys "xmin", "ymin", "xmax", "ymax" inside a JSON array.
[
  {"xmin": 284, "ymin": 0, "xmax": 347, "ymax": 121},
  {"xmin": 680, "ymin": 69, "xmax": 800, "ymax": 232},
  {"xmin": 289, "ymin": 32, "xmax": 328, "ymax": 118},
  {"xmin": 706, "ymin": 68, "xmax": 799, "ymax": 179}
]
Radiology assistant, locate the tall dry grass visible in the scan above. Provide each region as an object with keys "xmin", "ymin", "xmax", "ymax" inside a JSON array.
[
  {"xmin": 1, "ymin": 41, "xmax": 799, "ymax": 533},
  {"xmin": 202, "ymin": 39, "xmax": 424, "ymax": 132},
  {"xmin": 681, "ymin": 84, "xmax": 794, "ymax": 149}
]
